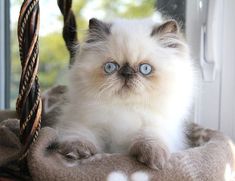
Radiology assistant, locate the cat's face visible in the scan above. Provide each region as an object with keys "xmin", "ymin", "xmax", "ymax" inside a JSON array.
[{"xmin": 70, "ymin": 18, "xmax": 194, "ymax": 106}]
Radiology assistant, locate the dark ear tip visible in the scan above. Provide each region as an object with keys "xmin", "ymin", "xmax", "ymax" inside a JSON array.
[
  {"xmin": 88, "ymin": 18, "xmax": 111, "ymax": 35},
  {"xmin": 89, "ymin": 18, "xmax": 97, "ymax": 23},
  {"xmin": 151, "ymin": 19, "xmax": 180, "ymax": 36},
  {"xmin": 164, "ymin": 19, "xmax": 179, "ymax": 32},
  {"xmin": 167, "ymin": 19, "xmax": 178, "ymax": 25},
  {"xmin": 89, "ymin": 18, "xmax": 98, "ymax": 27},
  {"xmin": 167, "ymin": 19, "xmax": 178, "ymax": 24}
]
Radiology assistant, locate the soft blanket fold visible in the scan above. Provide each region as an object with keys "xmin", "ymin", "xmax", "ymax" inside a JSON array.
[{"xmin": 27, "ymin": 126, "xmax": 235, "ymax": 181}]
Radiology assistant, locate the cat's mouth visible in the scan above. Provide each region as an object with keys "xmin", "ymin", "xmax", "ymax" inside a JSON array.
[
  {"xmin": 122, "ymin": 81, "xmax": 131, "ymax": 89},
  {"xmin": 122, "ymin": 79, "xmax": 132, "ymax": 88},
  {"xmin": 118, "ymin": 79, "xmax": 135, "ymax": 94}
]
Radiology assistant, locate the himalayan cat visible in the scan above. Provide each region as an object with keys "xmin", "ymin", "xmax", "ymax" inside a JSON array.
[{"xmin": 57, "ymin": 17, "xmax": 195, "ymax": 170}]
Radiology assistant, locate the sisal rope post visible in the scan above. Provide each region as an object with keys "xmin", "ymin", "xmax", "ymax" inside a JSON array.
[
  {"xmin": 16, "ymin": 0, "xmax": 42, "ymax": 160},
  {"xmin": 57, "ymin": 0, "xmax": 78, "ymax": 66}
]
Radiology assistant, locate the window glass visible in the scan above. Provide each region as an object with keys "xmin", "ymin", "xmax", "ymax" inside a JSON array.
[{"xmin": 157, "ymin": 0, "xmax": 185, "ymax": 30}]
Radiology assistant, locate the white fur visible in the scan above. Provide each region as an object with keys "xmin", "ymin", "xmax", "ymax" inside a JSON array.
[{"xmin": 57, "ymin": 18, "xmax": 196, "ymax": 153}]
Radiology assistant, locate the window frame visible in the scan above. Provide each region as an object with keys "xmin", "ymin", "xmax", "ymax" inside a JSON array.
[{"xmin": 0, "ymin": 0, "xmax": 10, "ymax": 109}]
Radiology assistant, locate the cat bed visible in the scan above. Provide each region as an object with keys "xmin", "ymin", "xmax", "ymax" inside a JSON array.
[{"xmin": 0, "ymin": 85, "xmax": 235, "ymax": 181}]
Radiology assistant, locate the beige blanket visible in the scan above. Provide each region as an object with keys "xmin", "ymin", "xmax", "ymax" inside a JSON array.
[{"xmin": 0, "ymin": 86, "xmax": 234, "ymax": 181}]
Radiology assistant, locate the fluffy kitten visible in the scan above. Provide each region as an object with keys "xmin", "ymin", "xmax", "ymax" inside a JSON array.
[{"xmin": 57, "ymin": 18, "xmax": 195, "ymax": 169}]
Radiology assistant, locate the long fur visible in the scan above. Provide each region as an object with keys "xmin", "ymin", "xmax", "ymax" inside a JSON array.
[{"xmin": 57, "ymin": 18, "xmax": 196, "ymax": 154}]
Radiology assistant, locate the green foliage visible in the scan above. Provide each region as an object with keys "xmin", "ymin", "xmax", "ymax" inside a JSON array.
[
  {"xmin": 38, "ymin": 33, "xmax": 68, "ymax": 88},
  {"xmin": 10, "ymin": 0, "xmax": 155, "ymax": 108},
  {"xmin": 99, "ymin": 0, "xmax": 156, "ymax": 18}
]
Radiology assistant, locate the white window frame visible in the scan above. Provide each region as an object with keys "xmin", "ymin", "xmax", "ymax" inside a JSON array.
[{"xmin": 186, "ymin": 0, "xmax": 235, "ymax": 140}]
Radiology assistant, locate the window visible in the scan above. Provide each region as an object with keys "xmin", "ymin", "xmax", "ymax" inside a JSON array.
[{"xmin": 0, "ymin": 1, "xmax": 10, "ymax": 109}]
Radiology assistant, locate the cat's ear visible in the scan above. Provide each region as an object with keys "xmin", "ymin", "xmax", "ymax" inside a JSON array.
[
  {"xmin": 151, "ymin": 20, "xmax": 179, "ymax": 36},
  {"xmin": 151, "ymin": 20, "xmax": 182, "ymax": 48},
  {"xmin": 87, "ymin": 18, "xmax": 111, "ymax": 43}
]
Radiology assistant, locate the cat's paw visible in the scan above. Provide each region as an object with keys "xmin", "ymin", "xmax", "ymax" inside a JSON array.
[
  {"xmin": 58, "ymin": 138, "xmax": 97, "ymax": 160},
  {"xmin": 129, "ymin": 138, "xmax": 170, "ymax": 170}
]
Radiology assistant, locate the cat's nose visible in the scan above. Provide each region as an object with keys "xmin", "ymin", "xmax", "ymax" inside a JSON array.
[{"xmin": 119, "ymin": 63, "xmax": 135, "ymax": 78}]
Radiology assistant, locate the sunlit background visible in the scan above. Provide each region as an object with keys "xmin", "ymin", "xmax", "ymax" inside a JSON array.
[{"xmin": 10, "ymin": 0, "xmax": 156, "ymax": 107}]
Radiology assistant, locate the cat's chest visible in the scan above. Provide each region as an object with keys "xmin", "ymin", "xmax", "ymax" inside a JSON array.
[{"xmin": 78, "ymin": 104, "xmax": 157, "ymax": 132}]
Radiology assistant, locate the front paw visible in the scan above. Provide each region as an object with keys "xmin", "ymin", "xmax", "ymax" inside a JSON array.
[
  {"xmin": 129, "ymin": 138, "xmax": 170, "ymax": 170},
  {"xmin": 58, "ymin": 138, "xmax": 97, "ymax": 160}
]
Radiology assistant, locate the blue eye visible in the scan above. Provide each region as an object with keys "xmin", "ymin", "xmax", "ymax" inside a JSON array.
[
  {"xmin": 104, "ymin": 62, "xmax": 119, "ymax": 74},
  {"xmin": 139, "ymin": 63, "xmax": 152, "ymax": 75}
]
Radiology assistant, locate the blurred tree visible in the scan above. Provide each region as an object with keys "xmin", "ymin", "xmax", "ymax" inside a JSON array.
[{"xmin": 99, "ymin": 0, "xmax": 155, "ymax": 18}]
